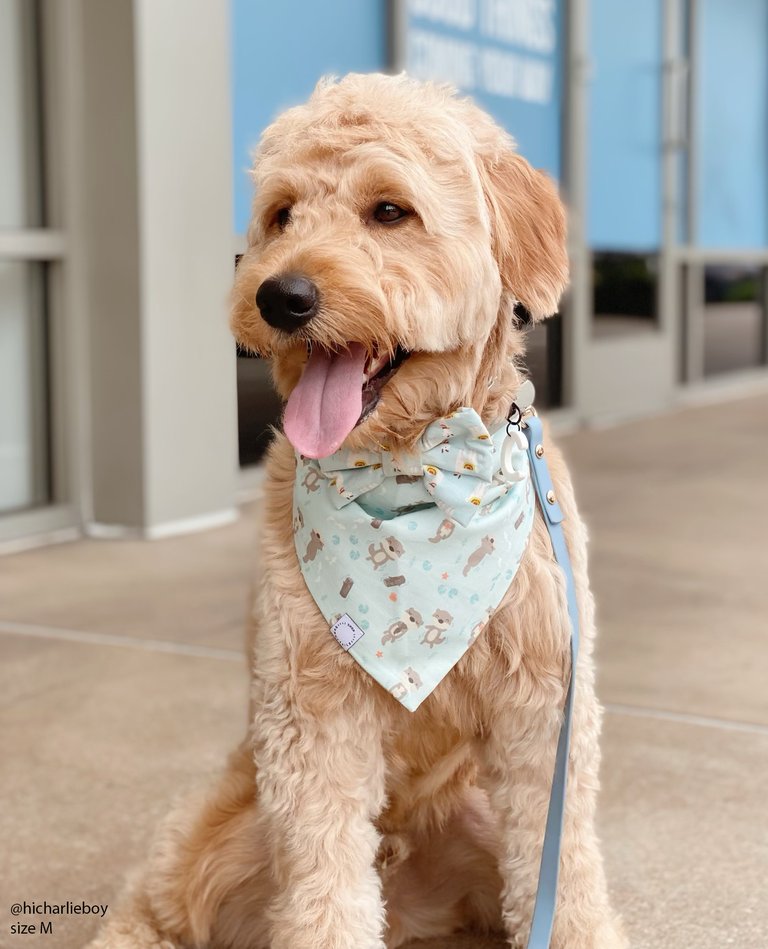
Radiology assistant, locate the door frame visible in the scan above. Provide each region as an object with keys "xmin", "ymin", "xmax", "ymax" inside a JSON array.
[
  {"xmin": 563, "ymin": 0, "xmax": 685, "ymax": 425},
  {"xmin": 0, "ymin": 0, "xmax": 90, "ymax": 548},
  {"xmin": 677, "ymin": 0, "xmax": 768, "ymax": 386}
]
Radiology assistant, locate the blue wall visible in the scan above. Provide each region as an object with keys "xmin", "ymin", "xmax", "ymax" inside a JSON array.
[
  {"xmin": 402, "ymin": 0, "xmax": 564, "ymax": 178},
  {"xmin": 231, "ymin": 0, "xmax": 387, "ymax": 235},
  {"xmin": 232, "ymin": 2, "xmax": 768, "ymax": 252},
  {"xmin": 587, "ymin": 0, "xmax": 662, "ymax": 251},
  {"xmin": 696, "ymin": 0, "xmax": 768, "ymax": 248}
]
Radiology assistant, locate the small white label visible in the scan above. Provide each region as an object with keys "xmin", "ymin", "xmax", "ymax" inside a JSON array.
[{"xmin": 331, "ymin": 613, "xmax": 365, "ymax": 650}]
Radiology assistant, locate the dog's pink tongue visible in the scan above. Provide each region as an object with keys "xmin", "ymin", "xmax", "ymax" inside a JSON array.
[{"xmin": 284, "ymin": 344, "xmax": 366, "ymax": 458}]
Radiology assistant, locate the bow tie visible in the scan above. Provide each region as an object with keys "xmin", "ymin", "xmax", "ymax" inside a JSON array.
[{"xmin": 315, "ymin": 407, "xmax": 528, "ymax": 526}]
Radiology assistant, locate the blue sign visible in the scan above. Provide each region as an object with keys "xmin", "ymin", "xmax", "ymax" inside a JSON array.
[
  {"xmin": 400, "ymin": 0, "xmax": 563, "ymax": 178},
  {"xmin": 231, "ymin": 0, "xmax": 387, "ymax": 235}
]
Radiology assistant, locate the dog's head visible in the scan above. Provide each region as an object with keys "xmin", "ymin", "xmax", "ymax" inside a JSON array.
[{"xmin": 232, "ymin": 73, "xmax": 567, "ymax": 459}]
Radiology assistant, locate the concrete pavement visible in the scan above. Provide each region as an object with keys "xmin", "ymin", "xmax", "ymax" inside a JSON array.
[{"xmin": 1, "ymin": 393, "xmax": 767, "ymax": 948}]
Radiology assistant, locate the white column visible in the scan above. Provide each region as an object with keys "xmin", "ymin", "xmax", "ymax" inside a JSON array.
[
  {"xmin": 80, "ymin": 0, "xmax": 238, "ymax": 535},
  {"xmin": 133, "ymin": 0, "xmax": 238, "ymax": 534}
]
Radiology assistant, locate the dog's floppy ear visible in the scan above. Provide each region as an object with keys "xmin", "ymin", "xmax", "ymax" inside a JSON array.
[{"xmin": 478, "ymin": 146, "xmax": 568, "ymax": 320}]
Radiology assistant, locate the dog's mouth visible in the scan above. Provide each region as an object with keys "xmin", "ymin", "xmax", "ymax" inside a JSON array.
[{"xmin": 283, "ymin": 342, "xmax": 410, "ymax": 459}]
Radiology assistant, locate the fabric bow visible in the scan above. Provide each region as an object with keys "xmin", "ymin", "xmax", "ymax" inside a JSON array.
[{"xmin": 316, "ymin": 407, "xmax": 527, "ymax": 526}]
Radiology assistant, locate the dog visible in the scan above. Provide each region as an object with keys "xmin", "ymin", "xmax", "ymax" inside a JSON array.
[{"xmin": 89, "ymin": 73, "xmax": 625, "ymax": 949}]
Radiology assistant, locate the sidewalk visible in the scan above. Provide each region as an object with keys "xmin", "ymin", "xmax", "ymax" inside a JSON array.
[{"xmin": 1, "ymin": 393, "xmax": 767, "ymax": 949}]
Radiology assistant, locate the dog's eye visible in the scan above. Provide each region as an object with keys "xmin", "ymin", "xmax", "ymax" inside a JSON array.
[
  {"xmin": 372, "ymin": 202, "xmax": 409, "ymax": 224},
  {"xmin": 274, "ymin": 207, "xmax": 291, "ymax": 231}
]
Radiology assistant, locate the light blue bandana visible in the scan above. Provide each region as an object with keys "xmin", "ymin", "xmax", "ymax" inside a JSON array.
[{"xmin": 293, "ymin": 407, "xmax": 535, "ymax": 711}]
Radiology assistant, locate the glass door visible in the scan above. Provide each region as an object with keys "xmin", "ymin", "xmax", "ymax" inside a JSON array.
[
  {"xmin": 0, "ymin": 0, "xmax": 48, "ymax": 515},
  {"xmin": 0, "ymin": 0, "xmax": 72, "ymax": 543},
  {"xmin": 681, "ymin": 0, "xmax": 768, "ymax": 382},
  {"xmin": 569, "ymin": 0, "xmax": 680, "ymax": 421}
]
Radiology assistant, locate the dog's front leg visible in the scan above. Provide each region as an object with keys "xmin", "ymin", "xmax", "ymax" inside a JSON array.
[
  {"xmin": 480, "ymin": 687, "xmax": 626, "ymax": 949},
  {"xmin": 254, "ymin": 685, "xmax": 387, "ymax": 949}
]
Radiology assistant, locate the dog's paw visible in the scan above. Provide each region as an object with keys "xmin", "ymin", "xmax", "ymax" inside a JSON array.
[
  {"xmin": 376, "ymin": 832, "xmax": 411, "ymax": 874},
  {"xmin": 85, "ymin": 921, "xmax": 177, "ymax": 949},
  {"xmin": 549, "ymin": 914, "xmax": 628, "ymax": 949}
]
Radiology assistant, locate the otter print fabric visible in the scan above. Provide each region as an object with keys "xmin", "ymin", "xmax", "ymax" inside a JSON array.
[{"xmin": 293, "ymin": 408, "xmax": 535, "ymax": 712}]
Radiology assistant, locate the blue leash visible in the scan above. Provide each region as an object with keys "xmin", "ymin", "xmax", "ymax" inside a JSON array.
[{"xmin": 519, "ymin": 413, "xmax": 580, "ymax": 949}]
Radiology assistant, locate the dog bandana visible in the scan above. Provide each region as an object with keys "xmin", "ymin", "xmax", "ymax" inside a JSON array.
[{"xmin": 293, "ymin": 407, "xmax": 535, "ymax": 711}]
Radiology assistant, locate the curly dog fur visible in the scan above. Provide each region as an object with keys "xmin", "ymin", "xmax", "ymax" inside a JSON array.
[{"xmin": 88, "ymin": 73, "xmax": 625, "ymax": 949}]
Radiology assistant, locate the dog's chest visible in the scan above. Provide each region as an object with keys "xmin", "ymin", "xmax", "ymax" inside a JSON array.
[{"xmin": 379, "ymin": 720, "xmax": 478, "ymax": 815}]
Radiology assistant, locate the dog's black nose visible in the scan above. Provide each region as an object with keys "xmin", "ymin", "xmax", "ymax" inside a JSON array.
[{"xmin": 256, "ymin": 274, "xmax": 319, "ymax": 332}]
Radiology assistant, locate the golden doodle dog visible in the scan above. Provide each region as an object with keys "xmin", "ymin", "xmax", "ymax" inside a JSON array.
[{"xmin": 90, "ymin": 74, "xmax": 625, "ymax": 949}]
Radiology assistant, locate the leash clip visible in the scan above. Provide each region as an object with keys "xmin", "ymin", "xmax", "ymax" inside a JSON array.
[
  {"xmin": 501, "ymin": 405, "xmax": 530, "ymax": 481},
  {"xmin": 508, "ymin": 379, "xmax": 537, "ymax": 431},
  {"xmin": 505, "ymin": 402, "xmax": 523, "ymax": 434},
  {"xmin": 506, "ymin": 402, "xmax": 537, "ymax": 435}
]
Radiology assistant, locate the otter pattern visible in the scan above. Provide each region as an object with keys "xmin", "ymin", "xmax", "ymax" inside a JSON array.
[
  {"xmin": 382, "ymin": 608, "xmax": 423, "ymax": 645},
  {"xmin": 303, "ymin": 529, "xmax": 324, "ymax": 563},
  {"xmin": 291, "ymin": 405, "xmax": 535, "ymax": 712},
  {"xmin": 428, "ymin": 518, "xmax": 455, "ymax": 544},
  {"xmin": 390, "ymin": 666, "xmax": 423, "ymax": 700},
  {"xmin": 421, "ymin": 609, "xmax": 453, "ymax": 648},
  {"xmin": 463, "ymin": 536, "xmax": 495, "ymax": 576},
  {"xmin": 366, "ymin": 536, "xmax": 405, "ymax": 570},
  {"xmin": 301, "ymin": 468, "xmax": 322, "ymax": 494},
  {"xmin": 468, "ymin": 607, "xmax": 494, "ymax": 646}
]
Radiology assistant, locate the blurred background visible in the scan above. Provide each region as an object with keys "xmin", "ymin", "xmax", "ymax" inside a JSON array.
[
  {"xmin": 2, "ymin": 0, "xmax": 767, "ymax": 542},
  {"xmin": 1, "ymin": 2, "xmax": 767, "ymax": 948}
]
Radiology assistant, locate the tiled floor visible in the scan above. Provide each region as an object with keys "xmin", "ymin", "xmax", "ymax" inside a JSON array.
[{"xmin": 1, "ymin": 394, "xmax": 767, "ymax": 949}]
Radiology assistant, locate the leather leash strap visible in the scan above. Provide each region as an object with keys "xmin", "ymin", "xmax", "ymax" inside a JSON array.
[{"xmin": 521, "ymin": 413, "xmax": 581, "ymax": 949}]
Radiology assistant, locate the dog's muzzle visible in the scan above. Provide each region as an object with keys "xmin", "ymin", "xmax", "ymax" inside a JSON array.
[{"xmin": 256, "ymin": 272, "xmax": 319, "ymax": 332}]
